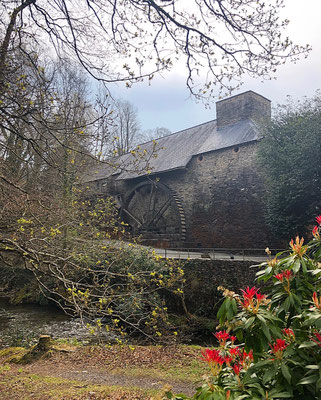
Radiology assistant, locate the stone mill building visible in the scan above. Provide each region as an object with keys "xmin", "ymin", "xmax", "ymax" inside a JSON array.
[{"xmin": 84, "ymin": 90, "xmax": 273, "ymax": 249}]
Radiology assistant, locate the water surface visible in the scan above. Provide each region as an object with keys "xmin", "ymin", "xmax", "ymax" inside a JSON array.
[{"xmin": 0, "ymin": 298, "xmax": 94, "ymax": 347}]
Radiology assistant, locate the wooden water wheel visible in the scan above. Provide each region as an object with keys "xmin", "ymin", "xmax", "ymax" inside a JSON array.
[{"xmin": 120, "ymin": 181, "xmax": 186, "ymax": 244}]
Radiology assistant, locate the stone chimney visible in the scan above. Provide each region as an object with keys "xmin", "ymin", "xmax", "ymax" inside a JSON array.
[{"xmin": 216, "ymin": 91, "xmax": 271, "ymax": 129}]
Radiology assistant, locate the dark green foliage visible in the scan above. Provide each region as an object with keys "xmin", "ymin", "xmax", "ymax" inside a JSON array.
[
  {"xmin": 168, "ymin": 222, "xmax": 321, "ymax": 399},
  {"xmin": 257, "ymin": 92, "xmax": 321, "ymax": 240}
]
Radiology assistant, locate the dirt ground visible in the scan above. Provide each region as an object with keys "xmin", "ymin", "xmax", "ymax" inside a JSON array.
[{"xmin": 0, "ymin": 344, "xmax": 206, "ymax": 399}]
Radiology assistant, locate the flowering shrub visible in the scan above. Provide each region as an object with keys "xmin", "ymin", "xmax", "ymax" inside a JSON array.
[
  {"xmin": 1, "ymin": 194, "xmax": 185, "ymax": 342},
  {"xmin": 167, "ymin": 216, "xmax": 321, "ymax": 399}
]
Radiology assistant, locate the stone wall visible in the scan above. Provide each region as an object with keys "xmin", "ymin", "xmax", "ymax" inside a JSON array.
[
  {"xmin": 170, "ymin": 258, "xmax": 259, "ymax": 317},
  {"xmin": 164, "ymin": 142, "xmax": 270, "ymax": 247}
]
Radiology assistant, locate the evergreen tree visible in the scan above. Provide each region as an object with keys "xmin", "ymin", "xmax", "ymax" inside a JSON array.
[{"xmin": 258, "ymin": 93, "xmax": 321, "ymax": 240}]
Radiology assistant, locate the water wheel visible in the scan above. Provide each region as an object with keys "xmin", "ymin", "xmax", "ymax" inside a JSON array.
[{"xmin": 120, "ymin": 181, "xmax": 186, "ymax": 244}]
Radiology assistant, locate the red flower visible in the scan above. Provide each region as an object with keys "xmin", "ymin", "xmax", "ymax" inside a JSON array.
[
  {"xmin": 215, "ymin": 330, "xmax": 230, "ymax": 344},
  {"xmin": 224, "ymin": 355, "xmax": 233, "ymax": 365},
  {"xmin": 241, "ymin": 298, "xmax": 250, "ymax": 308},
  {"xmin": 283, "ymin": 270, "xmax": 292, "ymax": 280},
  {"xmin": 232, "ymin": 363, "xmax": 242, "ymax": 375},
  {"xmin": 312, "ymin": 292, "xmax": 321, "ymax": 309},
  {"xmin": 201, "ymin": 349, "xmax": 225, "ymax": 365},
  {"xmin": 316, "ymin": 215, "xmax": 321, "ymax": 225},
  {"xmin": 313, "ymin": 225, "xmax": 320, "ymax": 239},
  {"xmin": 238, "ymin": 349, "xmax": 254, "ymax": 363},
  {"xmin": 313, "ymin": 291, "xmax": 318, "ymax": 302},
  {"xmin": 256, "ymin": 293, "xmax": 265, "ymax": 302},
  {"xmin": 241, "ymin": 286, "xmax": 258, "ymax": 300},
  {"xmin": 229, "ymin": 347, "xmax": 241, "ymax": 358},
  {"xmin": 283, "ymin": 328, "xmax": 294, "ymax": 338},
  {"xmin": 275, "ymin": 273, "xmax": 284, "ymax": 281},
  {"xmin": 243, "ymin": 349, "xmax": 254, "ymax": 361},
  {"xmin": 312, "ymin": 332, "xmax": 321, "ymax": 346},
  {"xmin": 270, "ymin": 339, "xmax": 288, "ymax": 354},
  {"xmin": 275, "ymin": 270, "xmax": 292, "ymax": 282},
  {"xmin": 239, "ymin": 287, "xmax": 266, "ymax": 312},
  {"xmin": 230, "ymin": 335, "xmax": 237, "ymax": 344}
]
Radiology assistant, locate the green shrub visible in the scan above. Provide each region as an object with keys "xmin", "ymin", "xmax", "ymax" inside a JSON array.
[{"xmin": 167, "ymin": 216, "xmax": 321, "ymax": 399}]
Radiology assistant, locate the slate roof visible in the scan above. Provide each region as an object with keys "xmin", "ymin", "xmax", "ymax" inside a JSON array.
[{"xmin": 83, "ymin": 118, "xmax": 261, "ymax": 183}]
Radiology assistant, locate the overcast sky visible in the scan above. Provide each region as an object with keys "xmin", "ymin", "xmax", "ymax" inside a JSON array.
[{"xmin": 111, "ymin": 0, "xmax": 321, "ymax": 133}]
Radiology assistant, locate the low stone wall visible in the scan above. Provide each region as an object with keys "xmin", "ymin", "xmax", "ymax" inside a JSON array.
[
  {"xmin": 1, "ymin": 256, "xmax": 262, "ymax": 321},
  {"xmin": 178, "ymin": 259, "xmax": 260, "ymax": 317}
]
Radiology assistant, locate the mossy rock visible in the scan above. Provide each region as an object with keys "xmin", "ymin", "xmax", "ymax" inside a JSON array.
[
  {"xmin": 0, "ymin": 347, "xmax": 28, "ymax": 363},
  {"xmin": 14, "ymin": 335, "xmax": 52, "ymax": 364},
  {"xmin": 11, "ymin": 282, "xmax": 48, "ymax": 305}
]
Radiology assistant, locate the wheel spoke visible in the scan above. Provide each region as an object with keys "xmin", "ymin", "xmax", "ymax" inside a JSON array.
[
  {"xmin": 147, "ymin": 197, "xmax": 172, "ymax": 227},
  {"xmin": 134, "ymin": 189, "xmax": 146, "ymax": 223},
  {"xmin": 122, "ymin": 208, "xmax": 143, "ymax": 227},
  {"xmin": 146, "ymin": 183, "xmax": 156, "ymax": 223},
  {"xmin": 122, "ymin": 182, "xmax": 183, "ymax": 241}
]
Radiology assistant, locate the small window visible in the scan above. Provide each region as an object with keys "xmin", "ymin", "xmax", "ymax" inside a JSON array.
[
  {"xmin": 234, "ymin": 146, "xmax": 239, "ymax": 153},
  {"xmin": 198, "ymin": 155, "xmax": 203, "ymax": 161}
]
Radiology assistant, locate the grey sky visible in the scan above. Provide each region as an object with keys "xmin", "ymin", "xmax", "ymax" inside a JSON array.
[{"xmin": 111, "ymin": 0, "xmax": 321, "ymax": 133}]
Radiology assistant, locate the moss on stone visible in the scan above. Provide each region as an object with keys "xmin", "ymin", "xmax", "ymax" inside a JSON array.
[{"xmin": 0, "ymin": 347, "xmax": 28, "ymax": 363}]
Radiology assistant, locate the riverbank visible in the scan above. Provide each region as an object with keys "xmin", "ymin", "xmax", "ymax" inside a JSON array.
[
  {"xmin": 0, "ymin": 298, "xmax": 99, "ymax": 348},
  {"xmin": 0, "ymin": 343, "xmax": 205, "ymax": 399}
]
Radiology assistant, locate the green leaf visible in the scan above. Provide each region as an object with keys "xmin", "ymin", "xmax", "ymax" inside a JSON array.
[
  {"xmin": 293, "ymin": 259, "xmax": 301, "ymax": 274},
  {"xmin": 217, "ymin": 303, "xmax": 225, "ymax": 319},
  {"xmin": 305, "ymin": 365, "xmax": 319, "ymax": 370},
  {"xmin": 263, "ymin": 363, "xmax": 277, "ymax": 384},
  {"xmin": 257, "ymin": 314, "xmax": 271, "ymax": 341},
  {"xmin": 270, "ymin": 324, "xmax": 281, "ymax": 337},
  {"xmin": 291, "ymin": 292, "xmax": 301, "ymax": 305},
  {"xmin": 249, "ymin": 360, "xmax": 272, "ymax": 371},
  {"xmin": 303, "ymin": 315, "xmax": 321, "ymax": 326},
  {"xmin": 281, "ymin": 363, "xmax": 291, "ymax": 384},
  {"xmin": 236, "ymin": 330, "xmax": 243, "ymax": 342},
  {"xmin": 299, "ymin": 341, "xmax": 317, "ymax": 349},
  {"xmin": 244, "ymin": 316, "xmax": 255, "ymax": 329},
  {"xmin": 282, "ymin": 296, "xmax": 291, "ymax": 312},
  {"xmin": 217, "ymin": 299, "xmax": 227, "ymax": 322},
  {"xmin": 222, "ymin": 297, "xmax": 230, "ymax": 310},
  {"xmin": 226, "ymin": 304, "xmax": 234, "ymax": 320},
  {"xmin": 315, "ymin": 316, "xmax": 321, "ymax": 328},
  {"xmin": 311, "ymin": 269, "xmax": 321, "ymax": 276},
  {"xmin": 298, "ymin": 375, "xmax": 318, "ymax": 385},
  {"xmin": 232, "ymin": 298, "xmax": 237, "ymax": 313},
  {"xmin": 269, "ymin": 392, "xmax": 293, "ymax": 398}
]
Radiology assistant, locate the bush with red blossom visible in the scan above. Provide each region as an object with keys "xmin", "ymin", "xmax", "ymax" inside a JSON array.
[{"xmin": 167, "ymin": 216, "xmax": 321, "ymax": 399}]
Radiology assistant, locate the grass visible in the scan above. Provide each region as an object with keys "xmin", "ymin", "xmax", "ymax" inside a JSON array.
[
  {"xmin": 109, "ymin": 358, "xmax": 206, "ymax": 383},
  {"xmin": 0, "ymin": 371, "xmax": 163, "ymax": 400},
  {"xmin": 0, "ymin": 343, "xmax": 206, "ymax": 399}
]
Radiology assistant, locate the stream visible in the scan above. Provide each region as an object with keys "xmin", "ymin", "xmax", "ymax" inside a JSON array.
[
  {"xmin": 0, "ymin": 299, "xmax": 211, "ymax": 348},
  {"xmin": 0, "ymin": 298, "xmax": 97, "ymax": 348}
]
